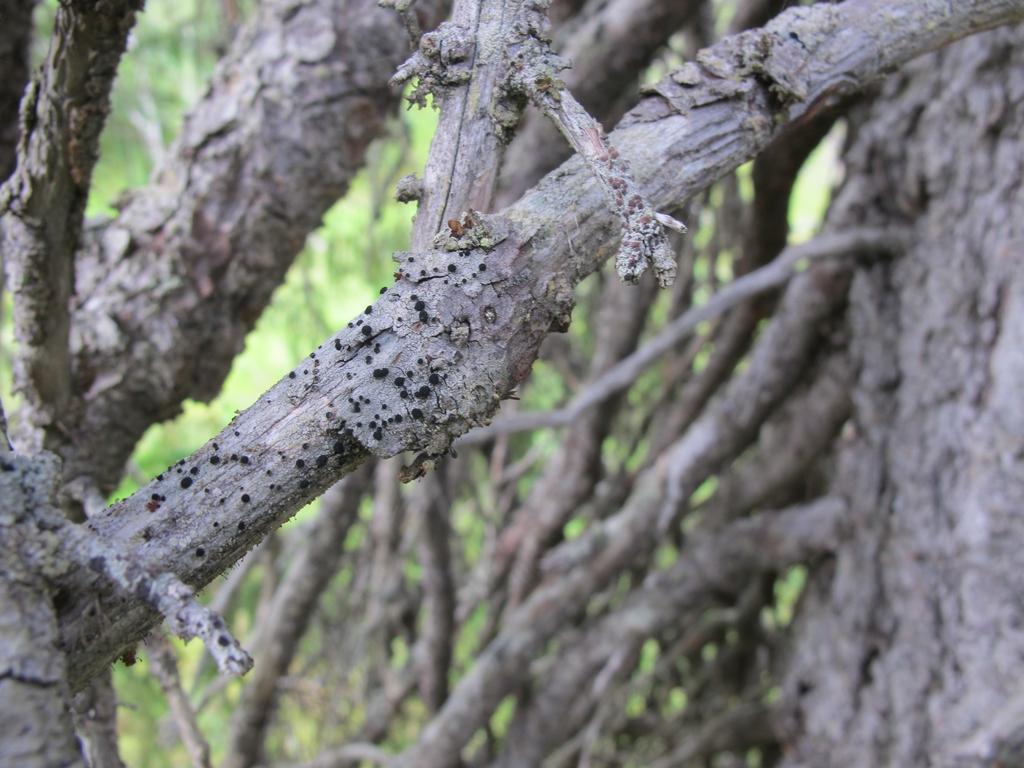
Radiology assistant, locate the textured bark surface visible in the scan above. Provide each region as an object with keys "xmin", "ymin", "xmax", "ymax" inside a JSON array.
[
  {"xmin": 2, "ymin": 0, "xmax": 141, "ymax": 451},
  {"xmin": 64, "ymin": 0, "xmax": 446, "ymax": 495},
  {"xmin": 779, "ymin": 25, "xmax": 1024, "ymax": 768},
  {"xmin": 224, "ymin": 469, "xmax": 370, "ymax": 768},
  {"xmin": 496, "ymin": 0, "xmax": 704, "ymax": 206},
  {"xmin": 53, "ymin": 0, "xmax": 1024, "ymax": 694},
  {"xmin": 0, "ymin": 455, "xmax": 84, "ymax": 768}
]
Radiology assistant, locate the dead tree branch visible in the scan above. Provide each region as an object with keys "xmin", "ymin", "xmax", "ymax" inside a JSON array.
[
  {"xmin": 62, "ymin": 0, "xmax": 449, "ymax": 496},
  {"xmin": 497, "ymin": 0, "xmax": 705, "ymax": 205},
  {"xmin": 52, "ymin": 0, "xmax": 1023, "ymax": 694}
]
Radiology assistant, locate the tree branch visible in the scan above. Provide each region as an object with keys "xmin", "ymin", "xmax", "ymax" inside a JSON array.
[
  {"xmin": 394, "ymin": 258, "xmax": 853, "ymax": 766},
  {"xmin": 55, "ymin": 0, "xmax": 1024, "ymax": 693},
  {"xmin": 63, "ymin": 0, "xmax": 449, "ymax": 495},
  {"xmin": 492, "ymin": 497, "xmax": 842, "ymax": 767},
  {"xmin": 496, "ymin": 0, "xmax": 706, "ymax": 205},
  {"xmin": 458, "ymin": 228, "xmax": 902, "ymax": 445},
  {"xmin": 1, "ymin": 0, "xmax": 141, "ymax": 450},
  {"xmin": 224, "ymin": 468, "xmax": 371, "ymax": 768},
  {"xmin": 410, "ymin": 471, "xmax": 457, "ymax": 713}
]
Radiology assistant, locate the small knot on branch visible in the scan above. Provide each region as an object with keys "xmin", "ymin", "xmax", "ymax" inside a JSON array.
[{"xmin": 390, "ymin": 22, "xmax": 474, "ymax": 108}]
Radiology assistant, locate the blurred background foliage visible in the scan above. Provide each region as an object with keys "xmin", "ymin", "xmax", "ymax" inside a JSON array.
[{"xmin": 0, "ymin": 1, "xmax": 838, "ymax": 765}]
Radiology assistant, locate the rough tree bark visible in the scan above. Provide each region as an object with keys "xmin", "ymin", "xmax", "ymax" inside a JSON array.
[
  {"xmin": 3, "ymin": 0, "xmax": 1024, "ymax": 766},
  {"xmin": 779, "ymin": 25, "xmax": 1024, "ymax": 768},
  {"xmin": 64, "ymin": 0, "xmax": 447, "ymax": 497},
  {"xmin": 49, "ymin": 0, "xmax": 1021, "ymax": 697}
]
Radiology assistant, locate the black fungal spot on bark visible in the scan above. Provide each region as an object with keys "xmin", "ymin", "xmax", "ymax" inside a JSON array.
[
  {"xmin": 365, "ymin": 306, "xmax": 373, "ymax": 315},
  {"xmin": 289, "ymin": 371, "xmax": 296, "ymax": 379},
  {"xmin": 373, "ymin": 368, "xmax": 389, "ymax": 379},
  {"xmin": 316, "ymin": 455, "xmax": 328, "ymax": 468},
  {"xmin": 89, "ymin": 556, "xmax": 106, "ymax": 573},
  {"xmin": 299, "ymin": 480, "xmax": 310, "ymax": 489},
  {"xmin": 210, "ymin": 455, "xmax": 221, "ymax": 465},
  {"xmin": 238, "ymin": 521, "xmax": 246, "ymax": 531},
  {"xmin": 240, "ymin": 456, "xmax": 250, "ymax": 465},
  {"xmin": 181, "ymin": 477, "xmax": 193, "ymax": 489},
  {"xmin": 373, "ymin": 430, "xmax": 383, "ymax": 440},
  {"xmin": 218, "ymin": 635, "xmax": 230, "ymax": 647},
  {"xmin": 296, "ymin": 458, "xmax": 305, "ymax": 468},
  {"xmin": 190, "ymin": 466, "xmax": 199, "ymax": 475},
  {"xmin": 195, "ymin": 547, "xmax": 206, "ymax": 557},
  {"xmin": 412, "ymin": 408, "xmax": 424, "ymax": 420},
  {"xmin": 429, "ymin": 373, "xmax": 442, "ymax": 385},
  {"xmin": 414, "ymin": 300, "xmax": 426, "ymax": 311},
  {"xmin": 448, "ymin": 264, "xmax": 457, "ymax": 273},
  {"xmin": 416, "ymin": 386, "xmax": 431, "ymax": 399},
  {"xmin": 241, "ymin": 494, "xmax": 251, "ymax": 503},
  {"xmin": 361, "ymin": 326, "xmax": 373, "ymax": 336}
]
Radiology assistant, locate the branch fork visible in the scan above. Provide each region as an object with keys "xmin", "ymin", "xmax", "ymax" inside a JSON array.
[
  {"xmin": 502, "ymin": 6, "xmax": 685, "ymax": 287},
  {"xmin": 0, "ymin": 453, "xmax": 252, "ymax": 678}
]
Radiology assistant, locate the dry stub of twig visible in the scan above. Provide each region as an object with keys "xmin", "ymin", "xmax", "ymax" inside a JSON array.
[
  {"xmin": 390, "ymin": 0, "xmax": 685, "ymax": 287},
  {"xmin": 0, "ymin": 451, "xmax": 253, "ymax": 677},
  {"xmin": 500, "ymin": 0, "xmax": 685, "ymax": 287}
]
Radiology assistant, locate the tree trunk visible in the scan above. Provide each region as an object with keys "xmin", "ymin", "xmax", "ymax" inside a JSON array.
[{"xmin": 780, "ymin": 25, "xmax": 1024, "ymax": 768}]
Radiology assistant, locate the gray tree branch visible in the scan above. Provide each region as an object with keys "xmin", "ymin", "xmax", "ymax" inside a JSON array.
[
  {"xmin": 52, "ymin": 0, "xmax": 1023, "ymax": 694},
  {"xmin": 1, "ymin": 0, "xmax": 141, "ymax": 451},
  {"xmin": 62, "ymin": 0, "xmax": 449, "ymax": 496}
]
